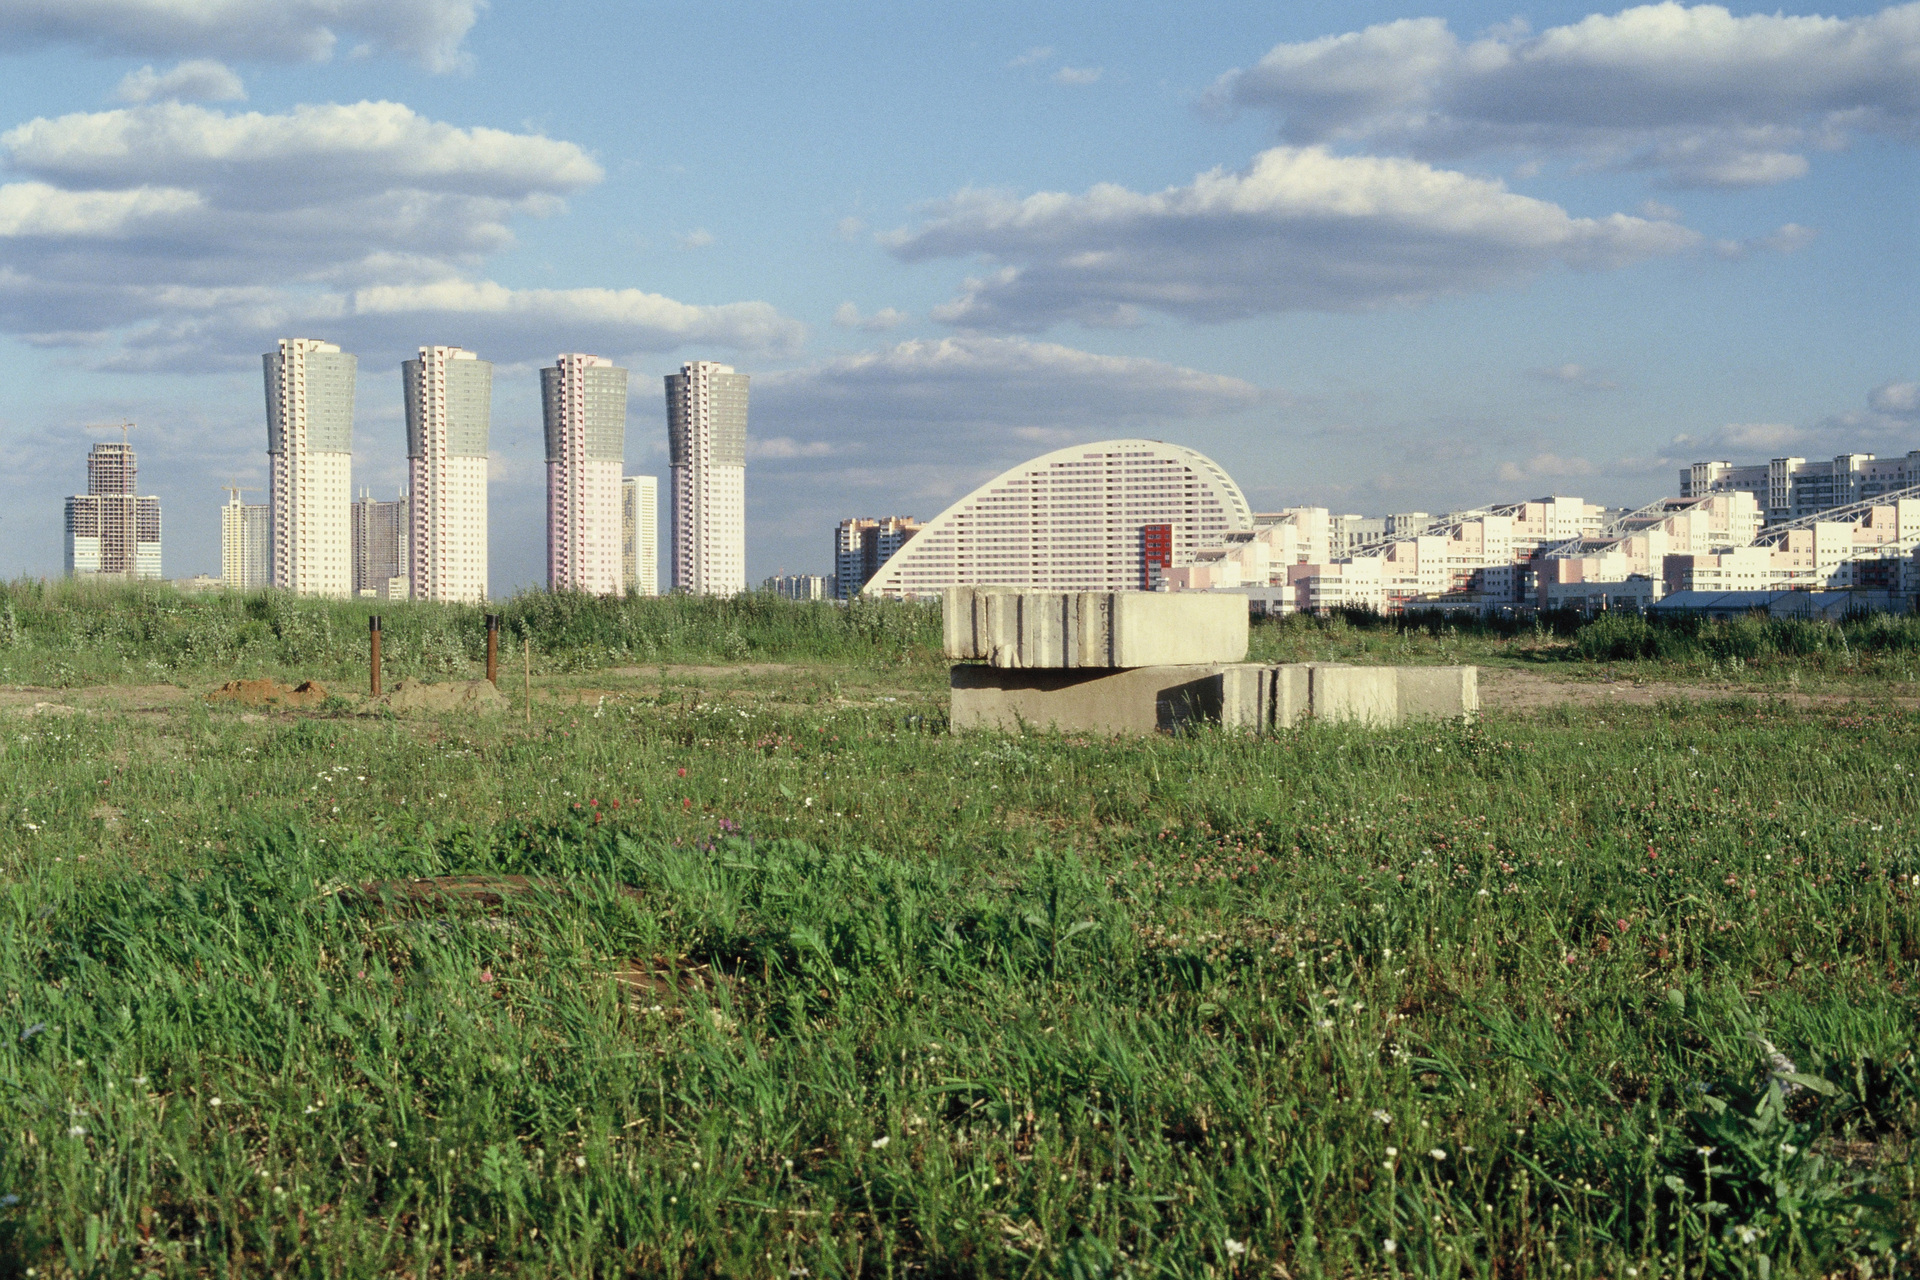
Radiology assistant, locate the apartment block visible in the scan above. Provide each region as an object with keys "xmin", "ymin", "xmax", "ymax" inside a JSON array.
[
  {"xmin": 265, "ymin": 338, "xmax": 356, "ymax": 597},
  {"xmin": 64, "ymin": 440, "xmax": 161, "ymax": 580},
  {"xmin": 221, "ymin": 492, "xmax": 269, "ymax": 589},
  {"xmin": 622, "ymin": 474, "xmax": 659, "ymax": 596},
  {"xmin": 404, "ymin": 346, "xmax": 492, "ymax": 603},
  {"xmin": 765, "ymin": 574, "xmax": 831, "ymax": 601},
  {"xmin": 833, "ymin": 516, "xmax": 922, "ymax": 599},
  {"xmin": 665, "ymin": 361, "xmax": 749, "ymax": 596},
  {"xmin": 351, "ymin": 492, "xmax": 409, "ymax": 599},
  {"xmin": 1682, "ymin": 450, "xmax": 1920, "ymax": 523},
  {"xmin": 543, "ymin": 353, "xmax": 628, "ymax": 595}
]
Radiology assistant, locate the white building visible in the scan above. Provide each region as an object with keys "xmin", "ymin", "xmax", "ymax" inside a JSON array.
[
  {"xmin": 623, "ymin": 474, "xmax": 659, "ymax": 596},
  {"xmin": 404, "ymin": 346, "xmax": 492, "ymax": 603},
  {"xmin": 765, "ymin": 573, "xmax": 831, "ymax": 601},
  {"xmin": 542, "ymin": 353, "xmax": 628, "ymax": 595},
  {"xmin": 665, "ymin": 360, "xmax": 748, "ymax": 596},
  {"xmin": 834, "ymin": 516, "xmax": 922, "ymax": 599},
  {"xmin": 862, "ymin": 439, "xmax": 1253, "ymax": 598},
  {"xmin": 265, "ymin": 338, "xmax": 356, "ymax": 597},
  {"xmin": 221, "ymin": 492, "xmax": 269, "ymax": 589}
]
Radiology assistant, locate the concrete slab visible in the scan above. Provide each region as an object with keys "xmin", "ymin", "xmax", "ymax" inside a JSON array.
[
  {"xmin": 943, "ymin": 587, "xmax": 1248, "ymax": 668},
  {"xmin": 1396, "ymin": 667, "xmax": 1478, "ymax": 722},
  {"xmin": 1308, "ymin": 665, "xmax": 1399, "ymax": 727},
  {"xmin": 951, "ymin": 663, "xmax": 1266, "ymax": 735}
]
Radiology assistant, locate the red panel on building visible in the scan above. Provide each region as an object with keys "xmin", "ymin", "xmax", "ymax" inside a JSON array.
[{"xmin": 1141, "ymin": 522, "xmax": 1173, "ymax": 589}]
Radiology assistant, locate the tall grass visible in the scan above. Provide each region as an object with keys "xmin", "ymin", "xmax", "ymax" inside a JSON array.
[
  {"xmin": 0, "ymin": 679, "xmax": 1914, "ymax": 1275},
  {"xmin": 0, "ymin": 579, "xmax": 941, "ymax": 686}
]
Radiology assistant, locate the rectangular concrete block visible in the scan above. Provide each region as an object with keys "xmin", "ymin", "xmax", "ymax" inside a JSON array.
[
  {"xmin": 1395, "ymin": 666, "xmax": 1478, "ymax": 723},
  {"xmin": 943, "ymin": 587, "xmax": 1248, "ymax": 668},
  {"xmin": 1309, "ymin": 664, "xmax": 1398, "ymax": 727},
  {"xmin": 1267, "ymin": 664, "xmax": 1311, "ymax": 729},
  {"xmin": 951, "ymin": 663, "xmax": 1267, "ymax": 735}
]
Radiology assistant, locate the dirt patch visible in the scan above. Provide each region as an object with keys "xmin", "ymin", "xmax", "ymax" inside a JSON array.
[
  {"xmin": 89, "ymin": 804, "xmax": 123, "ymax": 829},
  {"xmin": 607, "ymin": 957, "xmax": 729, "ymax": 1010},
  {"xmin": 0, "ymin": 684, "xmax": 188, "ymax": 713},
  {"xmin": 1480, "ymin": 667, "xmax": 1920, "ymax": 713},
  {"xmin": 603, "ymin": 663, "xmax": 805, "ymax": 680},
  {"xmin": 206, "ymin": 678, "xmax": 330, "ymax": 708},
  {"xmin": 372, "ymin": 678, "xmax": 507, "ymax": 715}
]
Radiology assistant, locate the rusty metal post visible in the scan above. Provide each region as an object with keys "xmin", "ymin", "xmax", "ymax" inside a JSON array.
[
  {"xmin": 485, "ymin": 614, "xmax": 499, "ymax": 685},
  {"xmin": 523, "ymin": 635, "xmax": 532, "ymax": 726},
  {"xmin": 369, "ymin": 615, "xmax": 383, "ymax": 697}
]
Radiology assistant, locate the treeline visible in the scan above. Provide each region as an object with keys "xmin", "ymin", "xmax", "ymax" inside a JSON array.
[{"xmin": 0, "ymin": 579, "xmax": 941, "ymax": 685}]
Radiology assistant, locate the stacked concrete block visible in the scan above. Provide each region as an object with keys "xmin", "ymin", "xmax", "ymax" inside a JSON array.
[
  {"xmin": 944, "ymin": 586, "xmax": 1248, "ymax": 668},
  {"xmin": 944, "ymin": 588, "xmax": 1475, "ymax": 735}
]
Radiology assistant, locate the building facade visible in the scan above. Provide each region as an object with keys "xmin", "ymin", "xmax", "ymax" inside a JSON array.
[
  {"xmin": 403, "ymin": 346, "xmax": 492, "ymax": 603},
  {"xmin": 351, "ymin": 492, "xmax": 409, "ymax": 599},
  {"xmin": 765, "ymin": 574, "xmax": 831, "ymax": 601},
  {"xmin": 1682, "ymin": 451, "xmax": 1920, "ymax": 523},
  {"xmin": 265, "ymin": 338, "xmax": 356, "ymax": 597},
  {"xmin": 833, "ymin": 516, "xmax": 922, "ymax": 598},
  {"xmin": 622, "ymin": 474, "xmax": 659, "ymax": 596},
  {"xmin": 221, "ymin": 492, "xmax": 269, "ymax": 589},
  {"xmin": 64, "ymin": 440, "xmax": 161, "ymax": 580},
  {"xmin": 665, "ymin": 361, "xmax": 749, "ymax": 596},
  {"xmin": 542, "ymin": 353, "xmax": 628, "ymax": 595},
  {"xmin": 862, "ymin": 440, "xmax": 1253, "ymax": 599}
]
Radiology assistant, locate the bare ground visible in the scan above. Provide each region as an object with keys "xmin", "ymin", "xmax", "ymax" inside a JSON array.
[{"xmin": 1479, "ymin": 666, "xmax": 1920, "ymax": 712}]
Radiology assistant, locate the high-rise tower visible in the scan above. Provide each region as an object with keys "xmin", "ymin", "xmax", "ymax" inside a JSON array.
[
  {"xmin": 404, "ymin": 346, "xmax": 492, "ymax": 602},
  {"xmin": 265, "ymin": 338, "xmax": 356, "ymax": 597},
  {"xmin": 65, "ymin": 437, "xmax": 161, "ymax": 579},
  {"xmin": 221, "ymin": 488, "xmax": 269, "ymax": 589},
  {"xmin": 622, "ymin": 474, "xmax": 659, "ymax": 596},
  {"xmin": 541, "ymin": 353, "xmax": 627, "ymax": 595},
  {"xmin": 664, "ymin": 360, "xmax": 748, "ymax": 596}
]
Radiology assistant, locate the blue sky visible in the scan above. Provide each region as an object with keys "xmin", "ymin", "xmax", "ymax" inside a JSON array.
[{"xmin": 0, "ymin": 0, "xmax": 1914, "ymax": 592}]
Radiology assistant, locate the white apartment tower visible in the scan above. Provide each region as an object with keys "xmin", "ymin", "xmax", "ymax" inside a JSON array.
[
  {"xmin": 542, "ymin": 353, "xmax": 628, "ymax": 595},
  {"xmin": 265, "ymin": 338, "xmax": 356, "ymax": 597},
  {"xmin": 221, "ymin": 492, "xmax": 270, "ymax": 589},
  {"xmin": 623, "ymin": 474, "xmax": 659, "ymax": 596},
  {"xmin": 665, "ymin": 361, "xmax": 748, "ymax": 596},
  {"xmin": 404, "ymin": 346, "xmax": 492, "ymax": 602}
]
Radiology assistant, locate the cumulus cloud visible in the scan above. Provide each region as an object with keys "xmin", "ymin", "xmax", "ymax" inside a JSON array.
[
  {"xmin": 0, "ymin": 100, "xmax": 802, "ymax": 365},
  {"xmin": 832, "ymin": 302, "xmax": 908, "ymax": 332},
  {"xmin": 1496, "ymin": 452, "xmax": 1597, "ymax": 483},
  {"xmin": 1711, "ymin": 223, "xmax": 1818, "ymax": 260},
  {"xmin": 888, "ymin": 146, "xmax": 1698, "ymax": 329},
  {"xmin": 0, "ymin": 0, "xmax": 483, "ymax": 71},
  {"xmin": 756, "ymin": 334, "xmax": 1265, "ymax": 453},
  {"xmin": 1869, "ymin": 380, "xmax": 1920, "ymax": 416},
  {"xmin": 1211, "ymin": 3, "xmax": 1920, "ymax": 188},
  {"xmin": 1665, "ymin": 381, "xmax": 1920, "ymax": 465},
  {"xmin": 115, "ymin": 59, "xmax": 245, "ymax": 104}
]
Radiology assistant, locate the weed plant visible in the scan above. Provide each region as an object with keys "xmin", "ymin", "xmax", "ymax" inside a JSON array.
[{"xmin": 0, "ymin": 675, "xmax": 1915, "ymax": 1275}]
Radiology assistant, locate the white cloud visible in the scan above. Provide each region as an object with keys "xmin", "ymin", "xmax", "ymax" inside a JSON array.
[
  {"xmin": 1053, "ymin": 66, "xmax": 1103, "ymax": 86},
  {"xmin": 676, "ymin": 228, "xmax": 715, "ymax": 250},
  {"xmin": 1869, "ymin": 380, "xmax": 1919, "ymax": 416},
  {"xmin": 115, "ymin": 59, "xmax": 245, "ymax": 104},
  {"xmin": 1211, "ymin": 3, "xmax": 1920, "ymax": 188},
  {"xmin": 1007, "ymin": 45, "xmax": 1054, "ymax": 68},
  {"xmin": 749, "ymin": 436, "xmax": 835, "ymax": 459},
  {"xmin": 1711, "ymin": 222, "xmax": 1817, "ymax": 260},
  {"xmin": 835, "ymin": 215, "xmax": 868, "ymax": 240},
  {"xmin": 0, "ymin": 0, "xmax": 483, "ymax": 71},
  {"xmin": 1496, "ymin": 452, "xmax": 1596, "ymax": 483},
  {"xmin": 833, "ymin": 301, "xmax": 908, "ymax": 332},
  {"xmin": 0, "ymin": 100, "xmax": 803, "ymax": 365},
  {"xmin": 756, "ymin": 334, "xmax": 1265, "ymax": 452},
  {"xmin": 889, "ymin": 146, "xmax": 1698, "ymax": 329}
]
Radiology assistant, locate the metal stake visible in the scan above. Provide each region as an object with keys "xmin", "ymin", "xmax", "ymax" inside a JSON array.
[
  {"xmin": 523, "ymin": 635, "xmax": 532, "ymax": 726},
  {"xmin": 485, "ymin": 614, "xmax": 499, "ymax": 685},
  {"xmin": 369, "ymin": 615, "xmax": 383, "ymax": 697}
]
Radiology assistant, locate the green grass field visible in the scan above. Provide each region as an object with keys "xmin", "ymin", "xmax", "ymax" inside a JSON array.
[{"xmin": 0, "ymin": 583, "xmax": 1916, "ymax": 1277}]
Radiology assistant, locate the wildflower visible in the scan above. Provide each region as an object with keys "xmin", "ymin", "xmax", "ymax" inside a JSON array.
[
  {"xmin": 388, "ymin": 1140, "xmax": 398, "ymax": 1148},
  {"xmin": 1779, "ymin": 1143, "xmax": 1798, "ymax": 1156},
  {"xmin": 1384, "ymin": 1146, "xmax": 1398, "ymax": 1158},
  {"xmin": 1696, "ymin": 1145, "xmax": 1715, "ymax": 1159},
  {"xmin": 871, "ymin": 1136, "xmax": 890, "ymax": 1149},
  {"xmin": 209, "ymin": 1097, "xmax": 222, "ymax": 1108},
  {"xmin": 1224, "ymin": 1237, "xmax": 1247, "ymax": 1258},
  {"xmin": 1429, "ymin": 1148, "xmax": 1447, "ymax": 1161},
  {"xmin": 575, "ymin": 1155, "xmax": 587, "ymax": 1168},
  {"xmin": 1616, "ymin": 918, "xmax": 1630, "ymax": 931},
  {"xmin": 1371, "ymin": 1110, "xmax": 1392, "ymax": 1125},
  {"xmin": 1382, "ymin": 1239, "xmax": 1397, "ymax": 1255},
  {"xmin": 479, "ymin": 970, "xmax": 494, "ymax": 984},
  {"xmin": 676, "ymin": 768, "xmax": 687, "ymax": 777}
]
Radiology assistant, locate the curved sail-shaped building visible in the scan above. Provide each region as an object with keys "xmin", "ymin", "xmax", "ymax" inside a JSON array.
[{"xmin": 863, "ymin": 439, "xmax": 1253, "ymax": 598}]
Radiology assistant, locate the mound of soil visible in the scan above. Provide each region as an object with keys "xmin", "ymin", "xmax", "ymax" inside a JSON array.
[
  {"xmin": 206, "ymin": 678, "xmax": 329, "ymax": 708},
  {"xmin": 373, "ymin": 678, "xmax": 507, "ymax": 715}
]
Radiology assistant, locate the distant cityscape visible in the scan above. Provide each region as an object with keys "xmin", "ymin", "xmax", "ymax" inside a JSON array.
[{"xmin": 55, "ymin": 349, "xmax": 1920, "ymax": 615}]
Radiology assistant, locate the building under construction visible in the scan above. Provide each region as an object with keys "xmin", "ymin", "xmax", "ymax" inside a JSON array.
[{"xmin": 65, "ymin": 436, "xmax": 161, "ymax": 580}]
